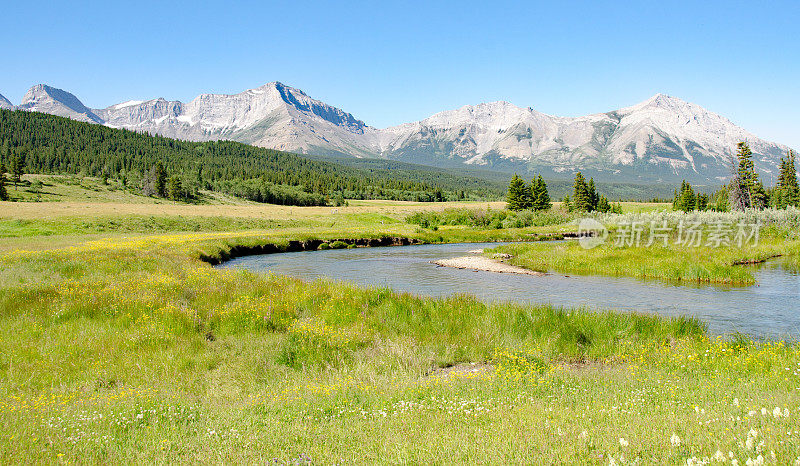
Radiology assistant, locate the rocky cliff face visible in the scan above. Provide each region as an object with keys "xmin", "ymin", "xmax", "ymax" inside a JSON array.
[
  {"xmin": 18, "ymin": 84, "xmax": 103, "ymax": 123},
  {"xmin": 5, "ymin": 82, "xmax": 793, "ymax": 183},
  {"xmin": 0, "ymin": 93, "xmax": 13, "ymax": 110},
  {"xmin": 370, "ymin": 94, "xmax": 789, "ymax": 182}
]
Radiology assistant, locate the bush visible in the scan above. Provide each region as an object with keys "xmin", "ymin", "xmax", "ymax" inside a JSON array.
[{"xmin": 406, "ymin": 208, "xmax": 576, "ymax": 230}]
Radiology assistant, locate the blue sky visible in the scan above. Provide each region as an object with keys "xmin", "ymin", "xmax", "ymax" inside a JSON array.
[{"xmin": 2, "ymin": 0, "xmax": 798, "ymax": 148}]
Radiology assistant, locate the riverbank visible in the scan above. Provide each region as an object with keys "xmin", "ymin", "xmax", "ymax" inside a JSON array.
[
  {"xmin": 487, "ymin": 211, "xmax": 800, "ymax": 285},
  {"xmin": 1, "ymin": 200, "xmax": 799, "ymax": 463}
]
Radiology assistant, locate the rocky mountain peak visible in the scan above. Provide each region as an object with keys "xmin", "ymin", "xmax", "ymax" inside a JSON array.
[
  {"xmin": 0, "ymin": 93, "xmax": 13, "ymax": 110},
  {"xmin": 4, "ymin": 81, "xmax": 793, "ymax": 183},
  {"xmin": 19, "ymin": 84, "xmax": 103, "ymax": 123}
]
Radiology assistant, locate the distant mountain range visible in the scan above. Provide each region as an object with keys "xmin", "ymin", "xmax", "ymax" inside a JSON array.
[{"xmin": 3, "ymin": 83, "xmax": 794, "ymax": 184}]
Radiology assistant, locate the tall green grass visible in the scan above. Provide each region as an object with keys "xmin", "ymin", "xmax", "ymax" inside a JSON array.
[
  {"xmin": 490, "ymin": 209, "xmax": 800, "ymax": 285},
  {"xmin": 1, "ymin": 214, "xmax": 799, "ymax": 463}
]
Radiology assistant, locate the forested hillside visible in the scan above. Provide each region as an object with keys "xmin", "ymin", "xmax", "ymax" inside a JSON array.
[{"xmin": 0, "ymin": 109, "xmax": 504, "ymax": 204}]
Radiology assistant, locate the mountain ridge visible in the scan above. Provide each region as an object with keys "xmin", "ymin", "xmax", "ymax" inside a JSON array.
[{"xmin": 5, "ymin": 82, "xmax": 793, "ymax": 184}]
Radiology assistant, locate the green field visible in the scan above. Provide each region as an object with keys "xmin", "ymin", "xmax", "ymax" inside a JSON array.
[{"xmin": 1, "ymin": 186, "xmax": 799, "ymax": 463}]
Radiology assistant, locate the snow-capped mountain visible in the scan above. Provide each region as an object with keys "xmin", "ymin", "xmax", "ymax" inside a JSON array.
[
  {"xmin": 374, "ymin": 94, "xmax": 790, "ymax": 182},
  {"xmin": 0, "ymin": 93, "xmax": 13, "ymax": 110},
  {"xmin": 5, "ymin": 82, "xmax": 793, "ymax": 183},
  {"xmin": 91, "ymin": 83, "xmax": 377, "ymax": 157}
]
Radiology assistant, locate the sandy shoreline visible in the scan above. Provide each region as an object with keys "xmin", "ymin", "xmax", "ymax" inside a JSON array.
[{"xmin": 432, "ymin": 256, "xmax": 545, "ymax": 276}]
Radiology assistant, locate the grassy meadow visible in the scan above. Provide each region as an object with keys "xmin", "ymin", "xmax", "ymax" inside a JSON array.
[{"xmin": 1, "ymin": 179, "xmax": 799, "ymax": 463}]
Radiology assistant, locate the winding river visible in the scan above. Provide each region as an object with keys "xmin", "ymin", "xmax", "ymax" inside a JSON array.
[{"xmin": 221, "ymin": 242, "xmax": 800, "ymax": 339}]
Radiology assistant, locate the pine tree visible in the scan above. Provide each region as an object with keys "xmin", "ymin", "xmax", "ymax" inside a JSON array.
[
  {"xmin": 531, "ymin": 175, "xmax": 551, "ymax": 211},
  {"xmin": 696, "ymin": 192, "xmax": 709, "ymax": 211},
  {"xmin": 154, "ymin": 161, "xmax": 167, "ymax": 197},
  {"xmin": 0, "ymin": 163, "xmax": 8, "ymax": 201},
  {"xmin": 751, "ymin": 180, "xmax": 768, "ymax": 209},
  {"xmin": 712, "ymin": 187, "xmax": 730, "ymax": 212},
  {"xmin": 730, "ymin": 142, "xmax": 763, "ymax": 210},
  {"xmin": 11, "ymin": 153, "xmax": 24, "ymax": 187},
  {"xmin": 587, "ymin": 178, "xmax": 598, "ymax": 211},
  {"xmin": 776, "ymin": 150, "xmax": 799, "ymax": 208},
  {"xmin": 572, "ymin": 172, "xmax": 592, "ymax": 212},
  {"xmin": 596, "ymin": 195, "xmax": 611, "ymax": 213},
  {"xmin": 674, "ymin": 180, "xmax": 696, "ymax": 212},
  {"xmin": 562, "ymin": 195, "xmax": 572, "ymax": 212},
  {"xmin": 507, "ymin": 173, "xmax": 528, "ymax": 211},
  {"xmin": 167, "ymin": 176, "xmax": 182, "ymax": 201}
]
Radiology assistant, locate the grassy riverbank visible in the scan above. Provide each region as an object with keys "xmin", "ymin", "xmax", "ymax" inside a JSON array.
[
  {"xmin": 1, "ymin": 200, "xmax": 799, "ymax": 463},
  {"xmin": 492, "ymin": 238, "xmax": 798, "ymax": 285},
  {"xmin": 490, "ymin": 210, "xmax": 800, "ymax": 285}
]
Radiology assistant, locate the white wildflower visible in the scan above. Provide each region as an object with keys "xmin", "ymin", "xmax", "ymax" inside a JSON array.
[
  {"xmin": 773, "ymin": 407, "xmax": 783, "ymax": 418},
  {"xmin": 670, "ymin": 433, "xmax": 681, "ymax": 446},
  {"xmin": 619, "ymin": 437, "xmax": 629, "ymax": 447},
  {"xmin": 713, "ymin": 450, "xmax": 725, "ymax": 461},
  {"xmin": 733, "ymin": 398, "xmax": 740, "ymax": 406},
  {"xmin": 761, "ymin": 408, "xmax": 767, "ymax": 416}
]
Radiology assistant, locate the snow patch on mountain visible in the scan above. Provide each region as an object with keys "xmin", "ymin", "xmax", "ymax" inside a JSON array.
[{"xmin": 6, "ymin": 82, "xmax": 794, "ymax": 183}]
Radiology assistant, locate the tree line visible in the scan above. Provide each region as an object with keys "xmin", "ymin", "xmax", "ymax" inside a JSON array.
[
  {"xmin": 672, "ymin": 143, "xmax": 798, "ymax": 212},
  {"xmin": 0, "ymin": 109, "xmax": 499, "ymax": 205},
  {"xmin": 507, "ymin": 172, "xmax": 626, "ymax": 213}
]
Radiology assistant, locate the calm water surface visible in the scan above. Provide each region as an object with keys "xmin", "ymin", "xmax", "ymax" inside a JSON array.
[{"xmin": 221, "ymin": 242, "xmax": 800, "ymax": 338}]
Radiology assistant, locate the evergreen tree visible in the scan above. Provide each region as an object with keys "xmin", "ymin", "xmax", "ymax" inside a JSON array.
[
  {"xmin": 562, "ymin": 195, "xmax": 572, "ymax": 212},
  {"xmin": 11, "ymin": 153, "xmax": 24, "ymax": 187},
  {"xmin": 167, "ymin": 176, "xmax": 183, "ymax": 201},
  {"xmin": 596, "ymin": 195, "xmax": 611, "ymax": 213},
  {"xmin": 587, "ymin": 178, "xmax": 599, "ymax": 211},
  {"xmin": 776, "ymin": 150, "xmax": 799, "ymax": 208},
  {"xmin": 674, "ymin": 180, "xmax": 696, "ymax": 212},
  {"xmin": 572, "ymin": 172, "xmax": 592, "ymax": 212},
  {"xmin": 531, "ymin": 175, "xmax": 551, "ymax": 211},
  {"xmin": 751, "ymin": 180, "xmax": 768, "ymax": 209},
  {"xmin": 506, "ymin": 173, "xmax": 529, "ymax": 211},
  {"xmin": 155, "ymin": 161, "xmax": 167, "ymax": 197},
  {"xmin": 0, "ymin": 108, "xmax": 500, "ymax": 206},
  {"xmin": 0, "ymin": 163, "xmax": 8, "ymax": 201},
  {"xmin": 696, "ymin": 192, "xmax": 709, "ymax": 211},
  {"xmin": 712, "ymin": 187, "xmax": 730, "ymax": 212},
  {"xmin": 730, "ymin": 142, "xmax": 763, "ymax": 210}
]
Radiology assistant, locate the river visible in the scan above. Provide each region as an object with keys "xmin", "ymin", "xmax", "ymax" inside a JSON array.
[{"xmin": 220, "ymin": 242, "xmax": 800, "ymax": 339}]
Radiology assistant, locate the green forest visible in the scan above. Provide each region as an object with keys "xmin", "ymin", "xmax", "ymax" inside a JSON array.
[{"xmin": 0, "ymin": 109, "xmax": 506, "ymax": 205}]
